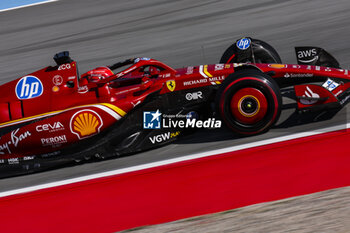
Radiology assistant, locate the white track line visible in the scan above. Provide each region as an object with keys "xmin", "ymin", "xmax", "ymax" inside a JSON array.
[
  {"xmin": 0, "ymin": 123, "xmax": 349, "ymax": 198},
  {"xmin": 0, "ymin": 0, "xmax": 58, "ymax": 13}
]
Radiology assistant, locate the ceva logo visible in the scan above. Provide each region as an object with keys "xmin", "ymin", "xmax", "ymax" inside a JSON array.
[{"xmin": 15, "ymin": 76, "xmax": 43, "ymax": 100}]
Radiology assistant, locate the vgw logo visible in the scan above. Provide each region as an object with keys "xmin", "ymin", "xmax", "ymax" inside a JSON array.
[
  {"xmin": 236, "ymin": 38, "xmax": 251, "ymax": 50},
  {"xmin": 143, "ymin": 110, "xmax": 162, "ymax": 129},
  {"xmin": 15, "ymin": 76, "xmax": 43, "ymax": 100}
]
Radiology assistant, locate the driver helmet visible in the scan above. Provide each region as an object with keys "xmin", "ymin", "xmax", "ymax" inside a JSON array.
[{"xmin": 81, "ymin": 66, "xmax": 114, "ymax": 82}]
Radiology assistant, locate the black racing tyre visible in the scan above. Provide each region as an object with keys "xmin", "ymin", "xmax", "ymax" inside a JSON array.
[
  {"xmin": 216, "ymin": 69, "xmax": 282, "ymax": 135},
  {"xmin": 220, "ymin": 38, "xmax": 282, "ymax": 64}
]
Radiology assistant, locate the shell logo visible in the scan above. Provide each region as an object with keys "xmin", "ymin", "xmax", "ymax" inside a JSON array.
[{"xmin": 70, "ymin": 110, "xmax": 103, "ymax": 139}]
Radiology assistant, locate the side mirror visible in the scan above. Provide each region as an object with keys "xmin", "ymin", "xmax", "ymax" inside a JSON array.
[
  {"xmin": 66, "ymin": 81, "xmax": 75, "ymax": 88},
  {"xmin": 54, "ymin": 51, "xmax": 73, "ymax": 65}
]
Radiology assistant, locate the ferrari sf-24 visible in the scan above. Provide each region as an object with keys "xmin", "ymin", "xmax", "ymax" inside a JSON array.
[{"xmin": 0, "ymin": 37, "xmax": 349, "ymax": 176}]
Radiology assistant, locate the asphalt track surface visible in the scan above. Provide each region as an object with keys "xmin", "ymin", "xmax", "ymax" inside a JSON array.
[
  {"xmin": 124, "ymin": 187, "xmax": 350, "ymax": 233},
  {"xmin": 1, "ymin": 0, "xmax": 350, "ymax": 193}
]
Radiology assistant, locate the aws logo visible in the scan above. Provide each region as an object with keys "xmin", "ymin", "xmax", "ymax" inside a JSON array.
[{"xmin": 70, "ymin": 110, "xmax": 103, "ymax": 139}]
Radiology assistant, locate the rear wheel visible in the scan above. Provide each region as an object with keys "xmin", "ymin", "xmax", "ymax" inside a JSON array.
[{"xmin": 216, "ymin": 70, "xmax": 282, "ymax": 135}]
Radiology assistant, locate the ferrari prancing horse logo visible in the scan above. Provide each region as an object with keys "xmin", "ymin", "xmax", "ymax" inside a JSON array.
[{"xmin": 166, "ymin": 80, "xmax": 176, "ymax": 92}]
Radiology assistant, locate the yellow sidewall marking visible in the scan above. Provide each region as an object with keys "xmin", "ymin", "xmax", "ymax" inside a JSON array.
[
  {"xmin": 101, "ymin": 103, "xmax": 126, "ymax": 116},
  {"xmin": 203, "ymin": 65, "xmax": 213, "ymax": 78},
  {"xmin": 0, "ymin": 103, "xmax": 126, "ymax": 127}
]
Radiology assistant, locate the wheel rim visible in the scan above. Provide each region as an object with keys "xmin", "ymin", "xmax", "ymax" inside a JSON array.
[{"xmin": 230, "ymin": 87, "xmax": 268, "ymax": 124}]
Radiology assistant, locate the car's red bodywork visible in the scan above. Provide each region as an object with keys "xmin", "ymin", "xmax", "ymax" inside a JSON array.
[
  {"xmin": 1, "ymin": 57, "xmax": 350, "ymax": 161},
  {"xmin": 0, "ymin": 58, "xmax": 231, "ymax": 161},
  {"xmin": 2, "ymin": 35, "xmax": 350, "ymax": 173}
]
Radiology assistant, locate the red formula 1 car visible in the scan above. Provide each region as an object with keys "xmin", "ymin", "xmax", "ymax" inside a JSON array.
[{"xmin": 0, "ymin": 37, "xmax": 349, "ymax": 176}]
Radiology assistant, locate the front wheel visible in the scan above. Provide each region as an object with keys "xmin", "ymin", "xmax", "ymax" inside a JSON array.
[{"xmin": 216, "ymin": 70, "xmax": 282, "ymax": 135}]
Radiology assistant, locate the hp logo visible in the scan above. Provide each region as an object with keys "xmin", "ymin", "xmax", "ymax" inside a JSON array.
[
  {"xmin": 236, "ymin": 38, "xmax": 251, "ymax": 50},
  {"xmin": 15, "ymin": 76, "xmax": 43, "ymax": 100}
]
